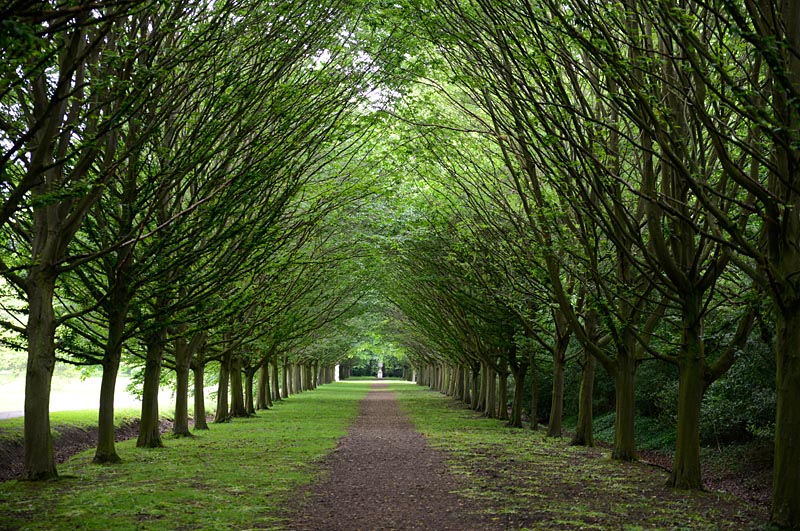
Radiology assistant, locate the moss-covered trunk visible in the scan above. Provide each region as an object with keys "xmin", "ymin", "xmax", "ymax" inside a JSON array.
[{"xmin": 547, "ymin": 347, "xmax": 565, "ymax": 437}]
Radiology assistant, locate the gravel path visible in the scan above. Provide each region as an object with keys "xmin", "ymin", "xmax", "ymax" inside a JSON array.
[{"xmin": 288, "ymin": 382, "xmax": 504, "ymax": 531}]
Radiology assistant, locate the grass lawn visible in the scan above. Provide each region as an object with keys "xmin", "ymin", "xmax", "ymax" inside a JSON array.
[
  {"xmin": 0, "ymin": 381, "xmax": 371, "ymax": 531},
  {"xmin": 390, "ymin": 382, "xmax": 769, "ymax": 531}
]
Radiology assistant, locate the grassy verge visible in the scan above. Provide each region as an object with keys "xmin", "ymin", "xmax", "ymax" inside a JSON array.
[
  {"xmin": 390, "ymin": 383, "xmax": 769, "ymax": 531},
  {"xmin": 0, "ymin": 381, "xmax": 371, "ymax": 531},
  {"xmin": 0, "ymin": 408, "xmax": 143, "ymax": 444}
]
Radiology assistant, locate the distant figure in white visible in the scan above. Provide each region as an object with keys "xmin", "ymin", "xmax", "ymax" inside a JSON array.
[{"xmin": 377, "ymin": 361, "xmax": 383, "ymax": 379}]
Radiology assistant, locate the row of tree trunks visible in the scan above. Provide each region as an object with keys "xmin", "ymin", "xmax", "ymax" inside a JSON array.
[{"xmin": 416, "ymin": 357, "xmax": 597, "ymax": 444}]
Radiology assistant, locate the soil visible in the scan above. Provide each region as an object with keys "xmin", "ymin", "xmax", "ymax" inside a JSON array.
[{"xmin": 287, "ymin": 382, "xmax": 505, "ymax": 531}]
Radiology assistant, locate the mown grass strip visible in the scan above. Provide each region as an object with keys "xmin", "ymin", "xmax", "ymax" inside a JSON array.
[
  {"xmin": 0, "ymin": 381, "xmax": 371, "ymax": 531},
  {"xmin": 390, "ymin": 382, "xmax": 769, "ymax": 531}
]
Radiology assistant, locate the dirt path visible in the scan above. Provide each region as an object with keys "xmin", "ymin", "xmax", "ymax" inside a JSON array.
[{"xmin": 288, "ymin": 382, "xmax": 503, "ymax": 531}]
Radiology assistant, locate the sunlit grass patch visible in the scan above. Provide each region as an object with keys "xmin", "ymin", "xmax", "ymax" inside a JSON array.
[{"xmin": 0, "ymin": 381, "xmax": 371, "ymax": 531}]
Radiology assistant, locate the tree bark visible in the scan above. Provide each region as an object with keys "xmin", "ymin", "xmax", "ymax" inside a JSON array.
[
  {"xmin": 497, "ymin": 363, "xmax": 509, "ymax": 421},
  {"xmin": 94, "ymin": 300, "xmax": 128, "ymax": 463},
  {"xmin": 271, "ymin": 355, "xmax": 281, "ymax": 401},
  {"xmin": 23, "ymin": 268, "xmax": 58, "ymax": 480},
  {"xmin": 192, "ymin": 352, "xmax": 209, "ymax": 430},
  {"xmin": 571, "ymin": 348, "xmax": 596, "ymax": 447},
  {"xmin": 229, "ymin": 354, "xmax": 248, "ymax": 417},
  {"xmin": 772, "ymin": 306, "xmax": 800, "ymax": 527},
  {"xmin": 484, "ymin": 364, "xmax": 496, "ymax": 418},
  {"xmin": 173, "ymin": 332, "xmax": 204, "ymax": 437},
  {"xmin": 257, "ymin": 360, "xmax": 269, "ymax": 410},
  {"xmin": 572, "ymin": 310, "xmax": 598, "ymax": 446},
  {"xmin": 612, "ymin": 352, "xmax": 637, "ymax": 461},
  {"xmin": 244, "ymin": 367, "xmax": 256, "ymax": 415},
  {"xmin": 214, "ymin": 353, "xmax": 231, "ymax": 423},
  {"xmin": 529, "ymin": 353, "xmax": 538, "ymax": 431},
  {"xmin": 508, "ymin": 363, "xmax": 527, "ymax": 428},
  {"xmin": 470, "ymin": 364, "xmax": 480, "ymax": 410},
  {"xmin": 281, "ymin": 357, "xmax": 289, "ymax": 398},
  {"xmin": 137, "ymin": 327, "xmax": 166, "ymax": 448}
]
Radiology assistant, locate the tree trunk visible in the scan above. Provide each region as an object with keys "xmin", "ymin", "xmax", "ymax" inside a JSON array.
[
  {"xmin": 529, "ymin": 354, "xmax": 538, "ymax": 431},
  {"xmin": 470, "ymin": 364, "xmax": 480, "ymax": 410},
  {"xmin": 572, "ymin": 311, "xmax": 598, "ymax": 446},
  {"xmin": 94, "ymin": 302, "xmax": 128, "ymax": 464},
  {"xmin": 484, "ymin": 364, "xmax": 496, "ymax": 418},
  {"xmin": 571, "ymin": 349, "xmax": 596, "ymax": 447},
  {"xmin": 192, "ymin": 352, "xmax": 209, "ymax": 430},
  {"xmin": 669, "ymin": 296, "xmax": 705, "ymax": 489},
  {"xmin": 23, "ymin": 269, "xmax": 58, "ymax": 480},
  {"xmin": 509, "ymin": 363, "xmax": 527, "ymax": 428},
  {"xmin": 773, "ymin": 305, "xmax": 800, "ymax": 528},
  {"xmin": 229, "ymin": 354, "xmax": 248, "ymax": 417},
  {"xmin": 281, "ymin": 357, "xmax": 289, "ymax": 398},
  {"xmin": 478, "ymin": 362, "xmax": 487, "ymax": 411},
  {"xmin": 214, "ymin": 354, "xmax": 231, "ymax": 423},
  {"xmin": 257, "ymin": 361, "xmax": 269, "ymax": 410},
  {"xmin": 271, "ymin": 356, "xmax": 281, "ymax": 401},
  {"xmin": 173, "ymin": 332, "xmax": 201, "ymax": 438},
  {"xmin": 497, "ymin": 366, "xmax": 509, "ymax": 421},
  {"xmin": 612, "ymin": 352, "xmax": 637, "ymax": 461},
  {"xmin": 293, "ymin": 363, "xmax": 302, "ymax": 394},
  {"xmin": 137, "ymin": 327, "xmax": 166, "ymax": 448},
  {"xmin": 547, "ymin": 333, "xmax": 568, "ymax": 437},
  {"xmin": 244, "ymin": 368, "xmax": 256, "ymax": 415}
]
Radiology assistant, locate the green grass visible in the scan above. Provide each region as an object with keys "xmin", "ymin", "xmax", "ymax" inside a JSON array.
[
  {"xmin": 0, "ymin": 408, "xmax": 142, "ymax": 443},
  {"xmin": 390, "ymin": 383, "xmax": 768, "ymax": 531},
  {"xmin": 0, "ymin": 381, "xmax": 371, "ymax": 531}
]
